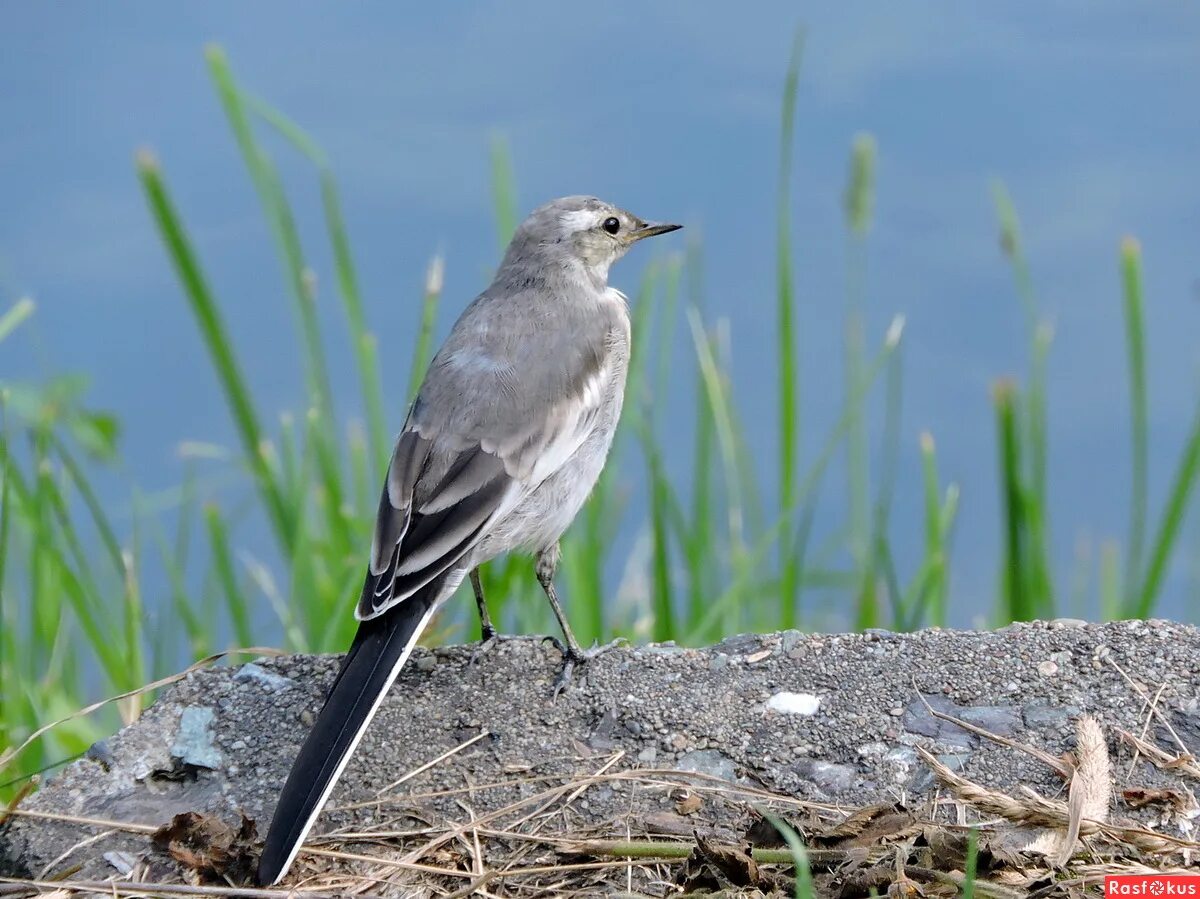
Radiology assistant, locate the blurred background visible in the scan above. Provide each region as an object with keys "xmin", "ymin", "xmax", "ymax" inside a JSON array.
[{"xmin": 3, "ymin": 4, "xmax": 1200, "ymax": 782}]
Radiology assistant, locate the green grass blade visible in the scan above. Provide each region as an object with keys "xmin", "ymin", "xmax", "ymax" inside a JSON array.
[
  {"xmin": 916, "ymin": 432, "xmax": 946, "ymax": 626},
  {"xmin": 0, "ymin": 298, "xmax": 35, "ymax": 344},
  {"xmin": 991, "ymin": 181, "xmax": 1037, "ymax": 336},
  {"xmin": 855, "ymin": 330, "xmax": 902, "ymax": 630},
  {"xmin": 963, "ymin": 827, "xmax": 979, "ymax": 899},
  {"xmin": 1099, "ymin": 540, "xmax": 1121, "ymax": 621},
  {"xmin": 843, "ymin": 133, "xmax": 876, "ymax": 592},
  {"xmin": 1132, "ymin": 397, "xmax": 1200, "ymax": 617},
  {"xmin": 775, "ymin": 29, "xmax": 805, "ymax": 626},
  {"xmin": 136, "ymin": 151, "xmax": 292, "ymax": 552},
  {"xmin": 50, "ymin": 435, "xmax": 124, "ymax": 577},
  {"xmin": 206, "ymin": 46, "xmax": 336, "ymax": 428},
  {"xmin": 758, "ymin": 812, "xmax": 814, "ymax": 899},
  {"xmin": 407, "ymin": 256, "xmax": 444, "ymax": 402},
  {"xmin": 683, "ymin": 239, "xmax": 717, "ymax": 632},
  {"xmin": 993, "ymin": 380, "xmax": 1033, "ymax": 622},
  {"xmin": 489, "ymin": 134, "xmax": 518, "ymax": 252},
  {"xmin": 322, "ymin": 170, "xmax": 389, "ymax": 466},
  {"xmin": 643, "ymin": 427, "xmax": 675, "ymax": 642},
  {"xmin": 244, "ymin": 90, "xmax": 391, "ymax": 470},
  {"xmin": 0, "ymin": 399, "xmax": 12, "ymax": 633},
  {"xmin": 1120, "ymin": 236, "xmax": 1148, "ymax": 602},
  {"xmin": 205, "ymin": 503, "xmax": 254, "ymax": 648}
]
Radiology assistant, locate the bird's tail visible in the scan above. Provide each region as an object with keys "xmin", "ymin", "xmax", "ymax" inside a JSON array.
[{"xmin": 256, "ymin": 584, "xmax": 440, "ymax": 886}]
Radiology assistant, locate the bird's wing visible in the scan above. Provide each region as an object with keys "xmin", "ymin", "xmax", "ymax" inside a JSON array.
[{"xmin": 356, "ymin": 291, "xmax": 622, "ymax": 620}]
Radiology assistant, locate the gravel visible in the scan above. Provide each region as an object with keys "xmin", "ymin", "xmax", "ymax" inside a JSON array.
[{"xmin": 3, "ymin": 619, "xmax": 1199, "ymax": 884}]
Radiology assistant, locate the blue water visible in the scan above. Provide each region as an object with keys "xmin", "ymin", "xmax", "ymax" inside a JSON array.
[{"xmin": 3, "ymin": 3, "xmax": 1200, "ymax": 634}]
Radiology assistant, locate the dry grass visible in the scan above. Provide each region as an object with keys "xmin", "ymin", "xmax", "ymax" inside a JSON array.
[
  {"xmin": 4, "ymin": 723, "xmax": 1200, "ymax": 897},
  {"xmin": 5, "ymin": 667, "xmax": 1200, "ymax": 896}
]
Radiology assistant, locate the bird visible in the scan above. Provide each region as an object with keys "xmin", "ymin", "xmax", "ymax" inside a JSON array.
[{"xmin": 256, "ymin": 196, "xmax": 681, "ymax": 886}]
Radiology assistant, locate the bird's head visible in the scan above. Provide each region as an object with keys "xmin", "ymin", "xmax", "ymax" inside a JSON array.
[{"xmin": 500, "ymin": 196, "xmax": 681, "ymax": 284}]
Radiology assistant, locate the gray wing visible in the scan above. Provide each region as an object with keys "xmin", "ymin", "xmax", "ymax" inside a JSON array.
[{"xmin": 355, "ymin": 287, "xmax": 624, "ymax": 620}]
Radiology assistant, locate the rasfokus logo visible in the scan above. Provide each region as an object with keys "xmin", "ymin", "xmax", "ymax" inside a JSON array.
[{"xmin": 1106, "ymin": 876, "xmax": 1200, "ymax": 896}]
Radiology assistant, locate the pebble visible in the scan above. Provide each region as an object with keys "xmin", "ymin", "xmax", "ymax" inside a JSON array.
[
  {"xmin": 676, "ymin": 749, "xmax": 739, "ymax": 783},
  {"xmin": 765, "ymin": 691, "xmax": 821, "ymax": 715},
  {"xmin": 233, "ymin": 663, "xmax": 295, "ymax": 691},
  {"xmin": 793, "ymin": 759, "xmax": 858, "ymax": 794},
  {"xmin": 86, "ymin": 740, "xmax": 115, "ymax": 769},
  {"xmin": 169, "ymin": 706, "xmax": 222, "ymax": 770}
]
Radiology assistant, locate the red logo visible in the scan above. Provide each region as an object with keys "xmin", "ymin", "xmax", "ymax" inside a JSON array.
[{"xmin": 1106, "ymin": 876, "xmax": 1200, "ymax": 896}]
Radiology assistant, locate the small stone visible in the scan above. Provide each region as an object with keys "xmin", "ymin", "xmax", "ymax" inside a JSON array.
[
  {"xmin": 86, "ymin": 740, "xmax": 115, "ymax": 770},
  {"xmin": 960, "ymin": 705, "xmax": 1020, "ymax": 736},
  {"xmin": 415, "ymin": 654, "xmax": 437, "ymax": 672},
  {"xmin": 889, "ymin": 708, "xmax": 904, "ymax": 717},
  {"xmin": 637, "ymin": 746, "xmax": 657, "ymax": 764},
  {"xmin": 709, "ymin": 654, "xmax": 729, "ymax": 672},
  {"xmin": 676, "ymin": 749, "xmax": 739, "ymax": 783},
  {"xmin": 765, "ymin": 692, "xmax": 821, "ymax": 715},
  {"xmin": 170, "ymin": 706, "xmax": 222, "ymax": 770},
  {"xmin": 104, "ymin": 850, "xmax": 139, "ymax": 875},
  {"xmin": 233, "ymin": 663, "xmax": 294, "ymax": 691},
  {"xmin": 857, "ymin": 742, "xmax": 888, "ymax": 758},
  {"xmin": 883, "ymin": 747, "xmax": 918, "ymax": 782},
  {"xmin": 1038, "ymin": 660, "xmax": 1059, "ymax": 677},
  {"xmin": 909, "ymin": 752, "xmax": 970, "ymax": 792},
  {"xmin": 1023, "ymin": 704, "xmax": 1080, "ymax": 729},
  {"xmin": 714, "ymin": 633, "xmax": 762, "ymax": 655},
  {"xmin": 793, "ymin": 759, "xmax": 858, "ymax": 794},
  {"xmin": 300, "ymin": 709, "xmax": 316, "ymax": 727},
  {"xmin": 780, "ymin": 630, "xmax": 804, "ymax": 653}
]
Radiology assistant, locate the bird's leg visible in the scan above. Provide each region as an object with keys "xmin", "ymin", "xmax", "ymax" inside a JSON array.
[
  {"xmin": 469, "ymin": 567, "xmax": 508, "ymax": 665},
  {"xmin": 535, "ymin": 543, "xmax": 624, "ymax": 696},
  {"xmin": 470, "ymin": 568, "xmax": 496, "ymax": 642}
]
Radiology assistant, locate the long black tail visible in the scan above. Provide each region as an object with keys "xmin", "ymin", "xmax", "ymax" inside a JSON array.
[{"xmin": 256, "ymin": 587, "xmax": 439, "ymax": 886}]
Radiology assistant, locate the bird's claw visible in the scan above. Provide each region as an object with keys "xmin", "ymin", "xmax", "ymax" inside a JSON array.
[
  {"xmin": 469, "ymin": 629, "xmax": 514, "ymax": 666},
  {"xmin": 551, "ymin": 638, "xmax": 627, "ymax": 698}
]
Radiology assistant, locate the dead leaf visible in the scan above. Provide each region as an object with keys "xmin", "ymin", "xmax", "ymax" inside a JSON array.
[
  {"xmin": 151, "ymin": 811, "xmax": 258, "ymax": 882},
  {"xmin": 819, "ymin": 803, "xmax": 921, "ymax": 849},
  {"xmin": 675, "ymin": 790, "xmax": 704, "ymax": 816},
  {"xmin": 1122, "ymin": 787, "xmax": 1190, "ymax": 811},
  {"xmin": 677, "ymin": 831, "xmax": 796, "ymax": 895}
]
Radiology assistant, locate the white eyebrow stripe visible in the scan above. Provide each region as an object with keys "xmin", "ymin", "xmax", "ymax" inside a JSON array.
[{"xmin": 559, "ymin": 209, "xmax": 598, "ymax": 231}]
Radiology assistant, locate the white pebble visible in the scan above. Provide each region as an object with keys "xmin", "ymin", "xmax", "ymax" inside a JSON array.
[{"xmin": 766, "ymin": 691, "xmax": 821, "ymax": 715}]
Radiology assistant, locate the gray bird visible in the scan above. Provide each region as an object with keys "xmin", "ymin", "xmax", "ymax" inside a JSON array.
[{"xmin": 257, "ymin": 196, "xmax": 681, "ymax": 885}]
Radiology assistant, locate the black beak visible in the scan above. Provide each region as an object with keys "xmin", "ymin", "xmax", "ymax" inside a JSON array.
[{"xmin": 632, "ymin": 221, "xmax": 683, "ymax": 241}]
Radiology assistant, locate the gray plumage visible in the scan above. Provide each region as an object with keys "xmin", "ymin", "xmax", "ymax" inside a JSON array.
[{"xmin": 258, "ymin": 195, "xmax": 680, "ymax": 886}]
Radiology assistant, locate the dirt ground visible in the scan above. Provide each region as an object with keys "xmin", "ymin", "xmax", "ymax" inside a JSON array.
[{"xmin": 3, "ymin": 619, "xmax": 1200, "ymax": 896}]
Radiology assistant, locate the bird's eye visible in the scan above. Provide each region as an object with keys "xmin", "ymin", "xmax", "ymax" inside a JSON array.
[{"xmin": 602, "ymin": 217, "xmax": 621, "ymax": 235}]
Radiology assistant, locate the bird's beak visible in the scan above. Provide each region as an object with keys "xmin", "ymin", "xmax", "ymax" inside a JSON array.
[{"xmin": 631, "ymin": 220, "xmax": 683, "ymax": 241}]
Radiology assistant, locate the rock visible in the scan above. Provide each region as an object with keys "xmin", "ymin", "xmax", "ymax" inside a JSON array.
[
  {"xmin": 909, "ymin": 752, "xmax": 970, "ymax": 792},
  {"xmin": 1023, "ymin": 703, "xmax": 1081, "ymax": 729},
  {"xmin": 5, "ymin": 620, "xmax": 1200, "ymax": 888},
  {"xmin": 765, "ymin": 691, "xmax": 821, "ymax": 715},
  {"xmin": 793, "ymin": 759, "xmax": 858, "ymax": 795},
  {"xmin": 233, "ymin": 663, "xmax": 294, "ymax": 692},
  {"xmin": 675, "ymin": 749, "xmax": 740, "ymax": 783},
  {"xmin": 169, "ymin": 706, "xmax": 221, "ymax": 770},
  {"xmin": 901, "ymin": 695, "xmax": 1019, "ymax": 744}
]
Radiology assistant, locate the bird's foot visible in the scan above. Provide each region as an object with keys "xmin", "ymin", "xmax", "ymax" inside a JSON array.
[
  {"xmin": 469, "ymin": 629, "xmax": 544, "ymax": 666},
  {"xmin": 551, "ymin": 637, "xmax": 627, "ymax": 698}
]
